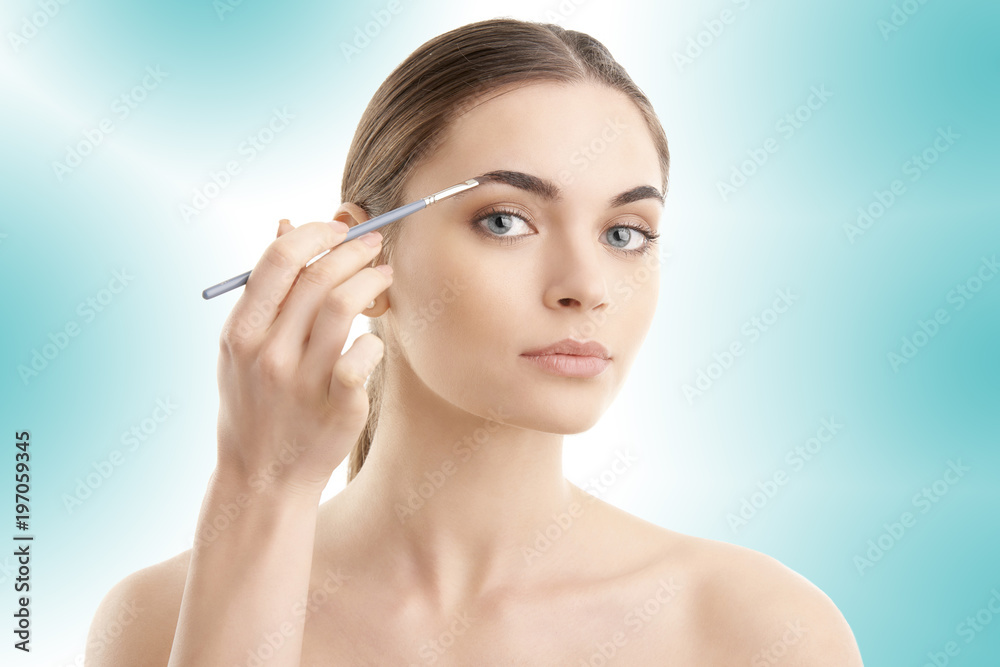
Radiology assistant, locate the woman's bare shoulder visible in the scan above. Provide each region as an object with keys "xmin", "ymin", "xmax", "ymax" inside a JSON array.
[
  {"xmin": 573, "ymin": 495, "xmax": 863, "ymax": 665},
  {"xmin": 86, "ymin": 550, "xmax": 192, "ymax": 666},
  {"xmin": 642, "ymin": 530, "xmax": 864, "ymax": 666}
]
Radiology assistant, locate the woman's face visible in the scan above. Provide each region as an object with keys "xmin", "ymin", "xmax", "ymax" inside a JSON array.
[{"xmin": 384, "ymin": 81, "xmax": 664, "ymax": 433}]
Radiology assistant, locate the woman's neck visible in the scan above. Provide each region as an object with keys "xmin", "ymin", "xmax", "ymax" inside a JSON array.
[{"xmin": 321, "ymin": 373, "xmax": 582, "ymax": 612}]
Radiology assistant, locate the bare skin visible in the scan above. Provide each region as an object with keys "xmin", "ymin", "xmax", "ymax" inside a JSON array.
[
  {"xmin": 87, "ymin": 81, "xmax": 863, "ymax": 665},
  {"xmin": 89, "ymin": 492, "xmax": 860, "ymax": 665}
]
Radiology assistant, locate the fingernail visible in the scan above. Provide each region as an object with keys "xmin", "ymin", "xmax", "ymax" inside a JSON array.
[
  {"xmin": 330, "ymin": 220, "xmax": 349, "ymax": 233},
  {"xmin": 375, "ymin": 264, "xmax": 393, "ymax": 275},
  {"xmin": 361, "ymin": 231, "xmax": 383, "ymax": 247}
]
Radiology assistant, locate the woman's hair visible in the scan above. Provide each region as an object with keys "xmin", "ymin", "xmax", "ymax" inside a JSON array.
[{"xmin": 341, "ymin": 17, "xmax": 670, "ymax": 483}]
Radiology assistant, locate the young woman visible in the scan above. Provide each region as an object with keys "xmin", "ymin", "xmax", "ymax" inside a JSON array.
[{"xmin": 89, "ymin": 18, "xmax": 863, "ymax": 666}]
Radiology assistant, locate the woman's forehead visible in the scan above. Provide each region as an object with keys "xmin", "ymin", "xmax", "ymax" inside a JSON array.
[
  {"xmin": 449, "ymin": 81, "xmax": 639, "ymax": 142},
  {"xmin": 414, "ymin": 84, "xmax": 655, "ymax": 185}
]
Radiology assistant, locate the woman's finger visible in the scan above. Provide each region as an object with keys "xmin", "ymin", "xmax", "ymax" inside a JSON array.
[
  {"xmin": 277, "ymin": 218, "xmax": 294, "ymax": 238},
  {"xmin": 330, "ymin": 332, "xmax": 386, "ymax": 395},
  {"xmin": 302, "ymin": 264, "xmax": 393, "ymax": 392},
  {"xmin": 267, "ymin": 231, "xmax": 384, "ymax": 355},
  {"xmin": 225, "ymin": 221, "xmax": 348, "ymax": 346}
]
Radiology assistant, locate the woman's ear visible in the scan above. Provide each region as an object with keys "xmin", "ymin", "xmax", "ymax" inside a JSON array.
[{"xmin": 332, "ymin": 202, "xmax": 371, "ymax": 229}]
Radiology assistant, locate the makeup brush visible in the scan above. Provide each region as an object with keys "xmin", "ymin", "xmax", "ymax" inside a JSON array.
[{"xmin": 201, "ymin": 178, "xmax": 484, "ymax": 300}]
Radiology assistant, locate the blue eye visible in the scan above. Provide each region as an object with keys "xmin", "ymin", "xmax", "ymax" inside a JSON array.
[
  {"xmin": 477, "ymin": 208, "xmax": 532, "ymax": 238},
  {"xmin": 468, "ymin": 206, "xmax": 659, "ymax": 257}
]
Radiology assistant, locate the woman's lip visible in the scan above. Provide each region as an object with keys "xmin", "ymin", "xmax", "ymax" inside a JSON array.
[{"xmin": 520, "ymin": 353, "xmax": 611, "ymax": 378}]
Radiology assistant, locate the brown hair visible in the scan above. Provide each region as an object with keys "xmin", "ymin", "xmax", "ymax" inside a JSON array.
[{"xmin": 341, "ymin": 17, "xmax": 670, "ymax": 483}]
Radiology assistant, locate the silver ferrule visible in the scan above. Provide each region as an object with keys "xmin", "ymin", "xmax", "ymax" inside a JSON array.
[{"xmin": 422, "ymin": 179, "xmax": 481, "ymax": 206}]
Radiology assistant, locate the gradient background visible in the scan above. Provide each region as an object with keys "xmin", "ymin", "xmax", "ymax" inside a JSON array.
[{"xmin": 1, "ymin": 0, "xmax": 998, "ymax": 665}]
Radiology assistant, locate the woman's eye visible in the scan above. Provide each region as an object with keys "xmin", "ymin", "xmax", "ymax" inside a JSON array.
[
  {"xmin": 476, "ymin": 209, "xmax": 532, "ymax": 238},
  {"xmin": 470, "ymin": 206, "xmax": 658, "ymax": 256},
  {"xmin": 604, "ymin": 226, "xmax": 648, "ymax": 253}
]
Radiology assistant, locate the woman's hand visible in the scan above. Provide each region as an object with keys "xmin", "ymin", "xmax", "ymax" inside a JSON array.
[{"xmin": 214, "ymin": 218, "xmax": 392, "ymax": 500}]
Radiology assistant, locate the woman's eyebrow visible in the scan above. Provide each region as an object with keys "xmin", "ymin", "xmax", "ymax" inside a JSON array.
[{"xmin": 455, "ymin": 169, "xmax": 664, "ymax": 208}]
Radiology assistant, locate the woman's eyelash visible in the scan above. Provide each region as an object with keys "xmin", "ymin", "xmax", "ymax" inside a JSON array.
[{"xmin": 468, "ymin": 206, "xmax": 660, "ymax": 257}]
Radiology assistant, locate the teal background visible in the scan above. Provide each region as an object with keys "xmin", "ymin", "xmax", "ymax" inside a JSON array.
[{"xmin": 1, "ymin": 0, "xmax": 997, "ymax": 664}]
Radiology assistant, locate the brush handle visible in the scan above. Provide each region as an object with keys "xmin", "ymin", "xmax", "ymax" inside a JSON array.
[
  {"xmin": 202, "ymin": 271, "xmax": 254, "ymax": 300},
  {"xmin": 201, "ymin": 199, "xmax": 427, "ymax": 300}
]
